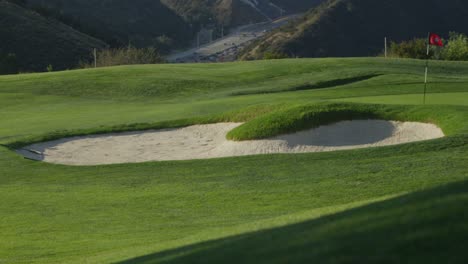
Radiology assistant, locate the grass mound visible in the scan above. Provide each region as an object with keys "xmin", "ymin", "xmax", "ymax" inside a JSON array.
[
  {"xmin": 227, "ymin": 103, "xmax": 468, "ymax": 141},
  {"xmin": 231, "ymin": 74, "xmax": 382, "ymax": 96}
]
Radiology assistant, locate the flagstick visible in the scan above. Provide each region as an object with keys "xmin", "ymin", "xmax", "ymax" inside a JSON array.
[{"xmin": 423, "ymin": 33, "xmax": 430, "ymax": 105}]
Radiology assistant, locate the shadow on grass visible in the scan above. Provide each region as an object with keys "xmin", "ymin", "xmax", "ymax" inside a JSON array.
[
  {"xmin": 279, "ymin": 120, "xmax": 396, "ymax": 147},
  {"xmin": 118, "ymin": 180, "xmax": 468, "ymax": 264},
  {"xmin": 231, "ymin": 74, "xmax": 382, "ymax": 96}
]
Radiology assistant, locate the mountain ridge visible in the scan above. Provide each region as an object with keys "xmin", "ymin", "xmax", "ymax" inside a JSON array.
[{"xmin": 0, "ymin": 0, "xmax": 107, "ymax": 72}]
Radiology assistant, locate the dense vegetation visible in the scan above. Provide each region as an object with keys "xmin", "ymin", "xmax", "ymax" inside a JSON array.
[
  {"xmin": 0, "ymin": 52, "xmax": 18, "ymax": 75},
  {"xmin": 442, "ymin": 32, "xmax": 468, "ymax": 61},
  {"xmin": 26, "ymin": 0, "xmax": 192, "ymax": 48},
  {"xmin": 389, "ymin": 33, "xmax": 468, "ymax": 61},
  {"xmin": 242, "ymin": 0, "xmax": 468, "ymax": 59},
  {"xmin": 0, "ymin": 0, "xmax": 196, "ymax": 73},
  {"xmin": 80, "ymin": 46, "xmax": 164, "ymax": 69}
]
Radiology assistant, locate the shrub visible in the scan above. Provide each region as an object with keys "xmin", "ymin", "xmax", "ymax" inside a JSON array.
[
  {"xmin": 263, "ymin": 51, "xmax": 290, "ymax": 60},
  {"xmin": 441, "ymin": 32, "xmax": 468, "ymax": 61},
  {"xmin": 81, "ymin": 46, "xmax": 164, "ymax": 68},
  {"xmin": 388, "ymin": 38, "xmax": 433, "ymax": 59},
  {"xmin": 387, "ymin": 33, "xmax": 468, "ymax": 61}
]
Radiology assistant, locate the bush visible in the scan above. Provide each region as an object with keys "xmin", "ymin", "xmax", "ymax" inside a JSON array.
[
  {"xmin": 387, "ymin": 33, "xmax": 468, "ymax": 61},
  {"xmin": 81, "ymin": 46, "xmax": 164, "ymax": 68},
  {"xmin": 441, "ymin": 32, "xmax": 468, "ymax": 61},
  {"xmin": 263, "ymin": 51, "xmax": 290, "ymax": 60},
  {"xmin": 388, "ymin": 38, "xmax": 433, "ymax": 59}
]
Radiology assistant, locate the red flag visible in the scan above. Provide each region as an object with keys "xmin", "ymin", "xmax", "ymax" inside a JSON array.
[{"xmin": 429, "ymin": 33, "xmax": 443, "ymax": 47}]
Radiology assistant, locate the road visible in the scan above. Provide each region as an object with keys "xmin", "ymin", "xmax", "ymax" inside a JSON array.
[{"xmin": 166, "ymin": 15, "xmax": 300, "ymax": 63}]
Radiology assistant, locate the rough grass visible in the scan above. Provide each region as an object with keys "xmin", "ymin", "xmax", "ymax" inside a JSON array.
[{"xmin": 1, "ymin": 58, "xmax": 468, "ymax": 263}]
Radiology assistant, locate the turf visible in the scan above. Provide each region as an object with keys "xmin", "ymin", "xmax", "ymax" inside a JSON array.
[{"xmin": 0, "ymin": 57, "xmax": 468, "ymax": 263}]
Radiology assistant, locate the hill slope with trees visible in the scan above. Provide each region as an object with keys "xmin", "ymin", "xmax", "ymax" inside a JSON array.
[
  {"xmin": 241, "ymin": 0, "xmax": 468, "ymax": 59},
  {"xmin": 161, "ymin": 0, "xmax": 272, "ymax": 28},
  {"xmin": 25, "ymin": 0, "xmax": 192, "ymax": 48},
  {"xmin": 161, "ymin": 0, "xmax": 325, "ymax": 28},
  {"xmin": 0, "ymin": 0, "xmax": 106, "ymax": 73}
]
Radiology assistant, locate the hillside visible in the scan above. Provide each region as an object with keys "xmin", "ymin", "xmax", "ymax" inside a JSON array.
[
  {"xmin": 241, "ymin": 0, "xmax": 468, "ymax": 59},
  {"xmin": 161, "ymin": 0, "xmax": 323, "ymax": 28},
  {"xmin": 26, "ymin": 0, "xmax": 192, "ymax": 48},
  {"xmin": 270, "ymin": 0, "xmax": 325, "ymax": 12},
  {"xmin": 161, "ymin": 0, "xmax": 270, "ymax": 27},
  {"xmin": 0, "ymin": 0, "xmax": 106, "ymax": 72}
]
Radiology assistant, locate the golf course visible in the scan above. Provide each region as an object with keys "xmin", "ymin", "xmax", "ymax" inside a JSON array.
[{"xmin": 1, "ymin": 57, "xmax": 468, "ymax": 263}]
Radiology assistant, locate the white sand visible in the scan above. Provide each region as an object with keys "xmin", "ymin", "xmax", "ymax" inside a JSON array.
[{"xmin": 17, "ymin": 120, "xmax": 444, "ymax": 166}]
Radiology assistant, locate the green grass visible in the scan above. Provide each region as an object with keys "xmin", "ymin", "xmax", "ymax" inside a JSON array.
[
  {"xmin": 121, "ymin": 180, "xmax": 468, "ymax": 264},
  {"xmin": 226, "ymin": 103, "xmax": 468, "ymax": 140},
  {"xmin": 1, "ymin": 57, "xmax": 468, "ymax": 263}
]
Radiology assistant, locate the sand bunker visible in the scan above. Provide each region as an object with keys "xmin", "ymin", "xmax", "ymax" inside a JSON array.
[{"xmin": 17, "ymin": 120, "xmax": 444, "ymax": 165}]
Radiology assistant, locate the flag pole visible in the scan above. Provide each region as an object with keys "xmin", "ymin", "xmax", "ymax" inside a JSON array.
[{"xmin": 423, "ymin": 32, "xmax": 430, "ymax": 105}]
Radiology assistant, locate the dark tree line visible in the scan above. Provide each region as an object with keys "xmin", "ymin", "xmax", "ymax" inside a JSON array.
[
  {"xmin": 7, "ymin": 0, "xmax": 27, "ymax": 6},
  {"xmin": 0, "ymin": 52, "xmax": 18, "ymax": 75}
]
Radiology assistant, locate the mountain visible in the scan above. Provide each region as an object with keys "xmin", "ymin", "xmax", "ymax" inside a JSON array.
[
  {"xmin": 26, "ymin": 0, "xmax": 192, "ymax": 48},
  {"xmin": 241, "ymin": 0, "xmax": 468, "ymax": 59},
  {"xmin": 160, "ymin": 0, "xmax": 322, "ymax": 28},
  {"xmin": 269, "ymin": 0, "xmax": 325, "ymax": 13},
  {"xmin": 0, "ymin": 0, "xmax": 106, "ymax": 72},
  {"xmin": 161, "ymin": 0, "xmax": 270, "ymax": 28}
]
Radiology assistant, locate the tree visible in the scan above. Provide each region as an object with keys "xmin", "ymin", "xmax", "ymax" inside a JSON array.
[{"xmin": 152, "ymin": 35, "xmax": 174, "ymax": 54}]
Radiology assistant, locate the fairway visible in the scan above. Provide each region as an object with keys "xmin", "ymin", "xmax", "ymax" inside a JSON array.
[{"xmin": 1, "ymin": 58, "xmax": 468, "ymax": 263}]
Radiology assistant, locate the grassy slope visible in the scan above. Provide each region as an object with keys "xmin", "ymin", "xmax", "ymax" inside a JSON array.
[
  {"xmin": 121, "ymin": 180, "xmax": 468, "ymax": 264},
  {"xmin": 1, "ymin": 58, "xmax": 468, "ymax": 263},
  {"xmin": 0, "ymin": 0, "xmax": 107, "ymax": 72}
]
